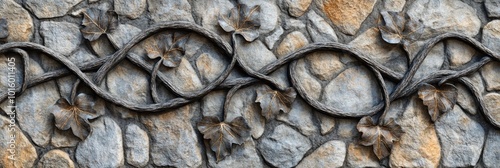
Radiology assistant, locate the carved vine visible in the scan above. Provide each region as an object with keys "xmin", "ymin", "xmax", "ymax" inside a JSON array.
[{"xmin": 0, "ymin": 4, "xmax": 499, "ymax": 163}]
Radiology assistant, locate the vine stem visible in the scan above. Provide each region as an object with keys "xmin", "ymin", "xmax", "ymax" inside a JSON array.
[
  {"xmin": 70, "ymin": 79, "xmax": 81, "ymax": 105},
  {"xmin": 150, "ymin": 59, "xmax": 162, "ymax": 103}
]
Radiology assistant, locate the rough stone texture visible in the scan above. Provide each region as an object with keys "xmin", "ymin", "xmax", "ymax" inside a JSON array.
[
  {"xmin": 90, "ymin": 36, "xmax": 116, "ymax": 57},
  {"xmin": 265, "ymin": 26, "xmax": 284, "ymax": 49},
  {"xmin": 315, "ymin": 112, "xmax": 336, "ymax": 135},
  {"xmin": 51, "ymin": 129, "xmax": 80, "ymax": 148},
  {"xmin": 293, "ymin": 59, "xmax": 322, "ymax": 100},
  {"xmin": 414, "ymin": 42, "xmax": 445, "ymax": 80},
  {"xmin": 456, "ymin": 84, "xmax": 478, "ymax": 115},
  {"xmin": 350, "ymin": 28, "xmax": 408, "ymax": 73},
  {"xmin": 207, "ymin": 140, "xmax": 264, "ymax": 168},
  {"xmin": 305, "ymin": 51, "xmax": 344, "ymax": 81},
  {"xmin": 283, "ymin": 0, "xmax": 312, "ymax": 17},
  {"xmin": 284, "ymin": 18, "xmax": 306, "ymax": 30},
  {"xmin": 485, "ymin": 0, "xmax": 500, "ymax": 17},
  {"xmin": 76, "ymin": 117, "xmax": 124, "ymax": 168},
  {"xmin": 483, "ymin": 20, "xmax": 500, "ymax": 53},
  {"xmin": 201, "ymin": 90, "xmax": 225, "ymax": 119},
  {"xmin": 435, "ymin": 106, "xmax": 485, "ymax": 167},
  {"xmin": 107, "ymin": 60, "xmax": 152, "ymax": 106},
  {"xmin": 336, "ymin": 119, "xmax": 358, "ymax": 139},
  {"xmin": 37, "ymin": 150, "xmax": 75, "ymax": 168},
  {"xmin": 196, "ymin": 52, "xmax": 227, "ymax": 82},
  {"xmin": 0, "ymin": 0, "xmax": 33, "ymax": 42},
  {"xmin": 191, "ymin": 0, "xmax": 234, "ymax": 41},
  {"xmin": 125, "ymin": 124, "xmax": 149, "ymax": 167},
  {"xmin": 236, "ymin": 38, "xmax": 277, "ymax": 71},
  {"xmin": 447, "ymin": 39, "xmax": 476, "ymax": 69},
  {"xmin": 276, "ymin": 31, "xmax": 309, "ymax": 57},
  {"xmin": 148, "ymin": 0, "xmax": 194, "ymax": 22},
  {"xmin": 383, "ymin": 0, "xmax": 405, "ymax": 12},
  {"xmin": 140, "ymin": 104, "xmax": 203, "ymax": 167},
  {"xmin": 480, "ymin": 61, "xmax": 500, "ymax": 92},
  {"xmin": 68, "ymin": 48, "xmax": 98, "ymax": 65},
  {"xmin": 240, "ymin": 0, "xmax": 279, "ymax": 34},
  {"xmin": 108, "ymin": 24, "xmax": 142, "ymax": 49},
  {"xmin": 164, "ymin": 57, "xmax": 204, "ymax": 92},
  {"xmin": 277, "ymin": 98, "xmax": 317, "ymax": 136},
  {"xmin": 306, "ymin": 11, "xmax": 338, "ymax": 42},
  {"xmin": 407, "ymin": 0, "xmax": 481, "ymax": 39},
  {"xmin": 258, "ymin": 124, "xmax": 312, "ymax": 168},
  {"xmin": 40, "ymin": 21, "xmax": 81, "ymax": 56},
  {"xmin": 484, "ymin": 93, "xmax": 500, "ymax": 126},
  {"xmin": 318, "ymin": 0, "xmax": 377, "ymax": 35},
  {"xmin": 389, "ymin": 96, "xmax": 441, "ymax": 168},
  {"xmin": 296, "ymin": 140, "xmax": 346, "ymax": 167},
  {"xmin": 26, "ymin": 0, "xmax": 83, "ymax": 18},
  {"xmin": 322, "ymin": 65, "xmax": 383, "ymax": 114},
  {"xmin": 225, "ymin": 85, "xmax": 266, "ymax": 139},
  {"xmin": 0, "ymin": 115, "xmax": 37, "ymax": 168},
  {"xmin": 483, "ymin": 129, "xmax": 500, "ymax": 167},
  {"xmin": 346, "ymin": 143, "xmax": 380, "ymax": 167},
  {"xmin": 115, "ymin": 0, "xmax": 146, "ymax": 19}
]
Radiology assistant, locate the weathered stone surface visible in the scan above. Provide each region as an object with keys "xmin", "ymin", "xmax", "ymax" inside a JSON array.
[
  {"xmin": 435, "ymin": 106, "xmax": 485, "ymax": 167},
  {"xmin": 148, "ymin": 0, "xmax": 194, "ymax": 22},
  {"xmin": 383, "ymin": 0, "xmax": 405, "ymax": 12},
  {"xmin": 76, "ymin": 117, "xmax": 124, "ymax": 168},
  {"xmin": 315, "ymin": 112, "xmax": 335, "ymax": 135},
  {"xmin": 258, "ymin": 124, "xmax": 312, "ymax": 168},
  {"xmin": 297, "ymin": 140, "xmax": 345, "ymax": 168},
  {"xmin": 265, "ymin": 26, "xmax": 284, "ymax": 49},
  {"xmin": 107, "ymin": 60, "xmax": 152, "ymax": 105},
  {"xmin": 447, "ymin": 39, "xmax": 476, "ymax": 68},
  {"xmin": 336, "ymin": 119, "xmax": 358, "ymax": 139},
  {"xmin": 26, "ymin": 0, "xmax": 83, "ymax": 18},
  {"xmin": 283, "ymin": 0, "xmax": 312, "ymax": 17},
  {"xmin": 207, "ymin": 140, "xmax": 264, "ymax": 168},
  {"xmin": 414, "ymin": 42, "xmax": 445, "ymax": 80},
  {"xmin": 40, "ymin": 21, "xmax": 81, "ymax": 56},
  {"xmin": 483, "ymin": 20, "xmax": 500, "ymax": 53},
  {"xmin": 483, "ymin": 129, "xmax": 500, "ymax": 167},
  {"xmin": 284, "ymin": 18, "xmax": 306, "ymax": 30},
  {"xmin": 236, "ymin": 38, "xmax": 277, "ymax": 71},
  {"xmin": 293, "ymin": 59, "xmax": 322, "ymax": 100},
  {"xmin": 485, "ymin": 0, "xmax": 500, "ymax": 17},
  {"xmin": 276, "ymin": 31, "xmax": 309, "ymax": 57},
  {"xmin": 277, "ymin": 98, "xmax": 317, "ymax": 136},
  {"xmin": 322, "ymin": 65, "xmax": 383, "ymax": 114},
  {"xmin": 350, "ymin": 28, "xmax": 408, "ymax": 73},
  {"xmin": 0, "ymin": 0, "xmax": 33, "ymax": 42},
  {"xmin": 240, "ymin": 0, "xmax": 279, "ymax": 34},
  {"xmin": 346, "ymin": 143, "xmax": 380, "ymax": 167},
  {"xmin": 226, "ymin": 85, "xmax": 266, "ymax": 139},
  {"xmin": 141, "ymin": 104, "xmax": 203, "ymax": 167},
  {"xmin": 37, "ymin": 150, "xmax": 75, "ymax": 168},
  {"xmin": 201, "ymin": 90, "xmax": 225, "ymax": 119},
  {"xmin": 306, "ymin": 11, "xmax": 338, "ymax": 42},
  {"xmin": 407, "ymin": 0, "xmax": 481, "ymax": 39},
  {"xmin": 318, "ymin": 0, "xmax": 377, "ymax": 35},
  {"xmin": 68, "ymin": 48, "xmax": 98, "ymax": 65},
  {"xmin": 163, "ymin": 57, "xmax": 204, "ymax": 92},
  {"xmin": 115, "ymin": 0, "xmax": 146, "ymax": 19},
  {"xmin": 480, "ymin": 61, "xmax": 500, "ymax": 92},
  {"xmin": 108, "ymin": 24, "xmax": 142, "ymax": 49},
  {"xmin": 484, "ymin": 93, "xmax": 500, "ymax": 126},
  {"xmin": 90, "ymin": 36, "xmax": 116, "ymax": 57},
  {"xmin": 306, "ymin": 51, "xmax": 345, "ymax": 81},
  {"xmin": 51, "ymin": 129, "xmax": 80, "ymax": 148},
  {"xmin": 191, "ymin": 0, "xmax": 233, "ymax": 42},
  {"xmin": 125, "ymin": 124, "xmax": 149, "ymax": 167},
  {"xmin": 196, "ymin": 52, "xmax": 227, "ymax": 82},
  {"xmin": 456, "ymin": 83, "xmax": 478, "ymax": 115},
  {"xmin": 389, "ymin": 96, "xmax": 441, "ymax": 168},
  {"xmin": 0, "ymin": 115, "xmax": 37, "ymax": 168},
  {"xmin": 7, "ymin": 61, "xmax": 59, "ymax": 147}
]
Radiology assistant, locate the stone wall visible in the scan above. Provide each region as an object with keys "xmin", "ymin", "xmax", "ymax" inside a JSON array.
[{"xmin": 0, "ymin": 0, "xmax": 499, "ymax": 167}]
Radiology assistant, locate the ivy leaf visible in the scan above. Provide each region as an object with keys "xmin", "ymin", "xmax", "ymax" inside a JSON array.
[
  {"xmin": 418, "ymin": 83, "xmax": 458, "ymax": 122},
  {"xmin": 218, "ymin": 4, "xmax": 261, "ymax": 42},
  {"xmin": 80, "ymin": 8, "xmax": 118, "ymax": 41},
  {"xmin": 357, "ymin": 116, "xmax": 404, "ymax": 160},
  {"xmin": 197, "ymin": 116, "xmax": 251, "ymax": 162},
  {"xmin": 255, "ymin": 85, "xmax": 297, "ymax": 120},
  {"xmin": 0, "ymin": 18, "xmax": 8, "ymax": 40},
  {"xmin": 378, "ymin": 11, "xmax": 423, "ymax": 45},
  {"xmin": 51, "ymin": 93, "xmax": 101, "ymax": 140},
  {"xmin": 145, "ymin": 33, "xmax": 190, "ymax": 68}
]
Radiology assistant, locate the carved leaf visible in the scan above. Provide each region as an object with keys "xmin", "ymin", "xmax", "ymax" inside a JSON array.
[
  {"xmin": 80, "ymin": 8, "xmax": 118, "ymax": 41},
  {"xmin": 357, "ymin": 116, "xmax": 404, "ymax": 160},
  {"xmin": 379, "ymin": 11, "xmax": 423, "ymax": 45},
  {"xmin": 145, "ymin": 33, "xmax": 190, "ymax": 68},
  {"xmin": 0, "ymin": 18, "xmax": 8, "ymax": 40},
  {"xmin": 197, "ymin": 116, "xmax": 251, "ymax": 162},
  {"xmin": 255, "ymin": 85, "xmax": 297, "ymax": 120},
  {"xmin": 418, "ymin": 83, "xmax": 458, "ymax": 122},
  {"xmin": 218, "ymin": 4, "xmax": 261, "ymax": 42},
  {"xmin": 52, "ymin": 93, "xmax": 101, "ymax": 140}
]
